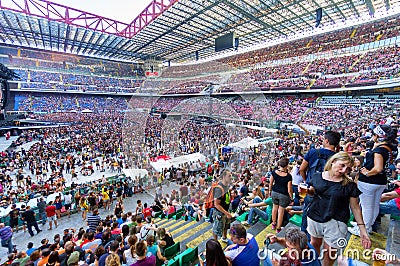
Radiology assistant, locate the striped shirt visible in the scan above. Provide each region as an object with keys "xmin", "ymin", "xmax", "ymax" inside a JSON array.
[
  {"xmin": 0, "ymin": 226, "xmax": 12, "ymax": 241},
  {"xmin": 87, "ymin": 214, "xmax": 101, "ymax": 232}
]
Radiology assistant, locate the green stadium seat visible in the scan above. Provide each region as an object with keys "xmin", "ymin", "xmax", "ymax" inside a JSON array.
[
  {"xmin": 167, "ymin": 259, "xmax": 179, "ymax": 266},
  {"xmin": 289, "ymin": 214, "xmax": 302, "ymax": 227},
  {"xmin": 174, "ymin": 211, "xmax": 184, "ymax": 220},
  {"xmin": 236, "ymin": 212, "xmax": 248, "ymax": 222},
  {"xmin": 180, "ymin": 246, "xmax": 198, "ymax": 266},
  {"xmin": 347, "ymin": 213, "xmax": 355, "ymax": 226},
  {"xmin": 391, "ymin": 215, "xmax": 400, "ymax": 221},
  {"xmin": 163, "ymin": 242, "xmax": 181, "ymax": 260},
  {"xmin": 167, "ymin": 212, "xmax": 176, "ymax": 219}
]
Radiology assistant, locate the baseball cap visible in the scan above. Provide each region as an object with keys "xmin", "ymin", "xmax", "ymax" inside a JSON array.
[{"xmin": 67, "ymin": 251, "xmax": 80, "ymax": 265}]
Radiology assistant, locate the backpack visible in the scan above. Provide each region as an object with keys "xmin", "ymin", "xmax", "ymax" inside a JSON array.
[
  {"xmin": 138, "ymin": 224, "xmax": 153, "ymax": 240},
  {"xmin": 204, "ymin": 182, "xmax": 224, "ymax": 217},
  {"xmin": 306, "ymin": 149, "xmax": 332, "ymax": 183}
]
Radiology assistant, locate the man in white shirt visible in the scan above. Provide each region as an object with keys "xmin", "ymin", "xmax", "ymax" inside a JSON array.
[{"xmin": 63, "ymin": 192, "xmax": 72, "ymax": 218}]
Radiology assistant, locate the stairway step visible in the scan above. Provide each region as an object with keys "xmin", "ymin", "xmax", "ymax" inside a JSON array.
[
  {"xmin": 344, "ymin": 231, "xmax": 386, "ymax": 264},
  {"xmin": 156, "ymin": 219, "xmax": 176, "ymax": 228},
  {"xmin": 255, "ymin": 223, "xmax": 276, "ymax": 248},
  {"xmin": 154, "ymin": 218, "xmax": 170, "ymax": 227},
  {"xmin": 386, "ymin": 218, "xmax": 400, "ymax": 256},
  {"xmin": 184, "ymin": 223, "xmax": 213, "ymax": 254},
  {"xmin": 164, "ymin": 220, "xmax": 186, "ymax": 232},
  {"xmin": 170, "ymin": 221, "xmax": 197, "ymax": 237},
  {"xmin": 174, "ymin": 222, "xmax": 210, "ymax": 244}
]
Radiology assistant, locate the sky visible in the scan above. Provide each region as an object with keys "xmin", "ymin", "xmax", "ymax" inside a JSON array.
[{"xmin": 49, "ymin": 0, "xmax": 153, "ymax": 24}]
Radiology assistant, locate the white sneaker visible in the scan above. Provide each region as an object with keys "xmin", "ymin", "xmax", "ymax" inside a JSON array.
[
  {"xmin": 349, "ymin": 221, "xmax": 357, "ymax": 227},
  {"xmin": 241, "ymin": 221, "xmax": 250, "ymax": 226},
  {"xmin": 220, "ymin": 237, "xmax": 229, "ymax": 243},
  {"xmin": 348, "ymin": 226, "xmax": 360, "ymax": 236}
]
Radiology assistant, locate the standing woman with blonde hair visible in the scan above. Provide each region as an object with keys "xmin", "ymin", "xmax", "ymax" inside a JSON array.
[{"xmin": 304, "ymin": 152, "xmax": 371, "ymax": 266}]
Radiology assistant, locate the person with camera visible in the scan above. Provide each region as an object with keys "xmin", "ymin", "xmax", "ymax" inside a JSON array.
[{"xmin": 264, "ymin": 227, "xmax": 320, "ymax": 266}]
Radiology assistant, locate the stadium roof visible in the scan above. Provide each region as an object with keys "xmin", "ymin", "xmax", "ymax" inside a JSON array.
[{"xmin": 0, "ymin": 0, "xmax": 399, "ymax": 63}]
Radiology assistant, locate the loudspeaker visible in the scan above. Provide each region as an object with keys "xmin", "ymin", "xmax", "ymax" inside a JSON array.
[
  {"xmin": 234, "ymin": 38, "xmax": 239, "ymax": 50},
  {"xmin": 315, "ymin": 8, "xmax": 322, "ymax": 27},
  {"xmin": 195, "ymin": 51, "xmax": 199, "ymax": 61},
  {"xmin": 160, "ymin": 113, "xmax": 167, "ymax": 119}
]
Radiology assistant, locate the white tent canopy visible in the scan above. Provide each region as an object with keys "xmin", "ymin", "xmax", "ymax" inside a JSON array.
[
  {"xmin": 46, "ymin": 192, "xmax": 65, "ymax": 204},
  {"xmin": 122, "ymin": 169, "xmax": 148, "ymax": 178},
  {"xmin": 171, "ymin": 153, "xmax": 206, "ymax": 169},
  {"xmin": 243, "ymin": 125, "xmax": 278, "ymax": 133},
  {"xmin": 150, "ymin": 160, "xmax": 173, "ymax": 172},
  {"xmin": 81, "ymin": 109, "xmax": 93, "ymax": 113},
  {"xmin": 229, "ymin": 137, "xmax": 259, "ymax": 150},
  {"xmin": 0, "ymin": 202, "xmax": 25, "ymax": 218},
  {"xmin": 150, "ymin": 153, "xmax": 207, "ymax": 172}
]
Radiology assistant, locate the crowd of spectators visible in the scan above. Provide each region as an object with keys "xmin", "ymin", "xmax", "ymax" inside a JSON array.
[
  {"xmin": 0, "ymin": 46, "xmax": 144, "ymax": 78},
  {"xmin": 0, "ymin": 90, "xmax": 400, "ymax": 266},
  {"xmin": 218, "ymin": 16, "xmax": 400, "ymax": 68},
  {"xmin": 16, "ymin": 94, "xmax": 128, "ymax": 113},
  {"xmin": 2, "ymin": 16, "xmax": 400, "ymax": 96}
]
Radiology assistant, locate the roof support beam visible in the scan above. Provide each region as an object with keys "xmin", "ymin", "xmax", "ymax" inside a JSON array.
[
  {"xmin": 0, "ymin": 0, "xmax": 131, "ymax": 37},
  {"xmin": 221, "ymin": 0, "xmax": 285, "ymax": 36},
  {"xmin": 37, "ymin": 18, "xmax": 46, "ymax": 48},
  {"xmin": 132, "ymin": 1, "xmax": 220, "ymax": 54},
  {"xmin": 364, "ymin": 0, "xmax": 375, "ymax": 15},
  {"xmin": 14, "ymin": 14, "xmax": 31, "ymax": 46},
  {"xmin": 70, "ymin": 28, "xmax": 80, "ymax": 53},
  {"xmin": 385, "ymin": 0, "xmax": 391, "ymax": 10},
  {"xmin": 26, "ymin": 16, "xmax": 37, "ymax": 47},
  {"xmin": 63, "ymin": 25, "xmax": 71, "ymax": 52},
  {"xmin": 48, "ymin": 22, "xmax": 53, "ymax": 50},
  {"xmin": 346, "ymin": 0, "xmax": 360, "ymax": 17},
  {"xmin": 123, "ymin": 0, "xmax": 179, "ymax": 38},
  {"xmin": 0, "ymin": 17, "xmax": 12, "ymax": 43},
  {"xmin": 76, "ymin": 29, "xmax": 88, "ymax": 54},
  {"xmin": 90, "ymin": 34, "xmax": 112, "ymax": 56},
  {"xmin": 82, "ymin": 32, "xmax": 96, "ymax": 54},
  {"xmin": 1, "ymin": 12, "xmax": 22, "ymax": 45},
  {"xmin": 57, "ymin": 23, "xmax": 61, "ymax": 51}
]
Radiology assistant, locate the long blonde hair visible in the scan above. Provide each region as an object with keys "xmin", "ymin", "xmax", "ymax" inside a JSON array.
[
  {"xmin": 324, "ymin": 152, "xmax": 354, "ymax": 186},
  {"xmin": 105, "ymin": 253, "xmax": 120, "ymax": 266}
]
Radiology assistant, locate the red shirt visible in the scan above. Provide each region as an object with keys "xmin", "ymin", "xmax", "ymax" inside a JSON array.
[
  {"xmin": 111, "ymin": 228, "xmax": 121, "ymax": 235},
  {"xmin": 167, "ymin": 206, "xmax": 175, "ymax": 215},
  {"xmin": 46, "ymin": 205, "xmax": 56, "ymax": 217},
  {"xmin": 395, "ymin": 188, "xmax": 400, "ymax": 210},
  {"xmin": 143, "ymin": 207, "xmax": 152, "ymax": 219}
]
